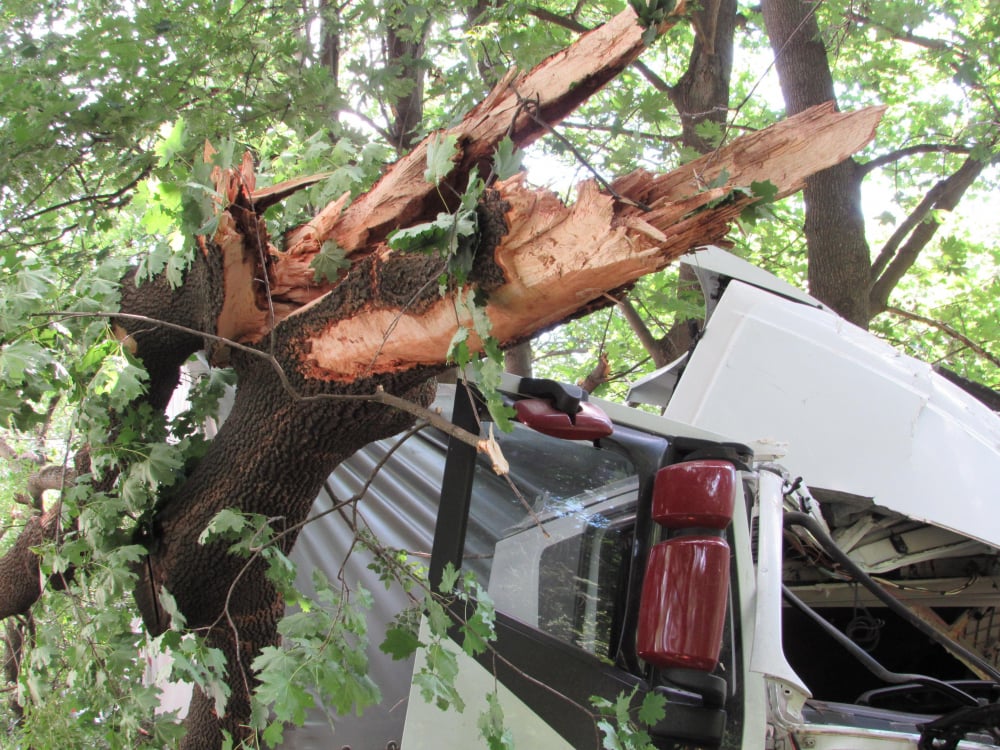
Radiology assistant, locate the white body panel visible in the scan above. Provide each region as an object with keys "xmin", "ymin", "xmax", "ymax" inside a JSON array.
[
  {"xmin": 400, "ymin": 621, "xmax": 573, "ymax": 750},
  {"xmin": 643, "ymin": 279, "xmax": 1000, "ymax": 548}
]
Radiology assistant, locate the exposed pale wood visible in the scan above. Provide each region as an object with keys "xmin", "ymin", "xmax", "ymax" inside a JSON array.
[
  {"xmin": 282, "ymin": 4, "xmax": 685, "ymax": 257},
  {"xmin": 213, "ymin": 212, "xmax": 271, "ymax": 344},
  {"xmin": 612, "ymin": 101, "xmax": 885, "ymax": 207},
  {"xmin": 879, "ymin": 584, "xmax": 993, "ymax": 681},
  {"xmin": 301, "ymin": 103, "xmax": 884, "ymax": 381}
]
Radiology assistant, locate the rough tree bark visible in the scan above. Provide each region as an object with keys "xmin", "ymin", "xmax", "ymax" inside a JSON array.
[
  {"xmin": 621, "ymin": 0, "xmax": 737, "ymax": 374},
  {"xmin": 668, "ymin": 0, "xmax": 737, "ymax": 153},
  {"xmin": 0, "ymin": 7, "xmax": 882, "ymax": 747},
  {"xmin": 761, "ymin": 0, "xmax": 873, "ymax": 327}
]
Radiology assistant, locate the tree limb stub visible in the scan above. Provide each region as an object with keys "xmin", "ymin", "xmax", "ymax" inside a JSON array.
[{"xmin": 298, "ymin": 103, "xmax": 883, "ymax": 381}]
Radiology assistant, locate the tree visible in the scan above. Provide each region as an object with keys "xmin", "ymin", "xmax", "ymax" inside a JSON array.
[
  {"xmin": 761, "ymin": 0, "xmax": 998, "ymax": 331},
  {"xmin": 0, "ymin": 0, "xmax": 996, "ymax": 747}
]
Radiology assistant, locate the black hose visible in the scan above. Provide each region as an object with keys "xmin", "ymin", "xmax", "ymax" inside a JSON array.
[
  {"xmin": 782, "ymin": 585, "xmax": 979, "ymax": 708},
  {"xmin": 783, "ymin": 511, "xmax": 1000, "ymax": 684}
]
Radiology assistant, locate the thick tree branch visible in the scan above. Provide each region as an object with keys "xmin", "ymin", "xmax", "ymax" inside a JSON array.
[
  {"xmin": 617, "ymin": 298, "xmax": 671, "ymax": 368},
  {"xmin": 578, "ymin": 351, "xmax": 611, "ymax": 393},
  {"xmin": 282, "ymin": 4, "xmax": 686, "ymax": 259},
  {"xmin": 292, "ymin": 103, "xmax": 882, "ymax": 380},
  {"xmin": 526, "ymin": 6, "xmax": 673, "ymax": 92},
  {"xmin": 869, "ymin": 155, "xmax": 986, "ymax": 314},
  {"xmin": 0, "ymin": 513, "xmax": 58, "ymax": 620}
]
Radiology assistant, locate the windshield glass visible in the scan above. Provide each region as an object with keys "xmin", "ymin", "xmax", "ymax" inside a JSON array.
[{"xmin": 458, "ymin": 421, "xmax": 637, "ymax": 659}]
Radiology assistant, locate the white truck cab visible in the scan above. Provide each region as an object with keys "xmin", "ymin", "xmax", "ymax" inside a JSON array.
[{"xmin": 279, "ymin": 247, "xmax": 1000, "ymax": 750}]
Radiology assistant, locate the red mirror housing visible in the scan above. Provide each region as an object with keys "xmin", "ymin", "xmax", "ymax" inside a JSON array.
[
  {"xmin": 514, "ymin": 398, "xmax": 614, "ymax": 440},
  {"xmin": 636, "ymin": 536, "xmax": 731, "ymax": 671},
  {"xmin": 651, "ymin": 460, "xmax": 737, "ymax": 529}
]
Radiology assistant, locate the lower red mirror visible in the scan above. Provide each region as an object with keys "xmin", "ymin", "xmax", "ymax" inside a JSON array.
[{"xmin": 637, "ymin": 536, "xmax": 731, "ymax": 671}]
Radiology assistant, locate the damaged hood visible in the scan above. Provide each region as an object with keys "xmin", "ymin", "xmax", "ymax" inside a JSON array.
[{"xmin": 629, "ymin": 247, "xmax": 1000, "ymax": 549}]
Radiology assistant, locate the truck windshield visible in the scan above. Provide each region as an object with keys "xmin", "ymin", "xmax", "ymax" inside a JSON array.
[{"xmin": 458, "ymin": 421, "xmax": 637, "ymax": 660}]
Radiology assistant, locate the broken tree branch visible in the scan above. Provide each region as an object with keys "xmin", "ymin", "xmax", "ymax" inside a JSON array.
[{"xmin": 298, "ymin": 102, "xmax": 883, "ymax": 381}]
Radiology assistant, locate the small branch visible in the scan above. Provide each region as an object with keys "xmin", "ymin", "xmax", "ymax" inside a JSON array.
[
  {"xmin": 513, "ymin": 92, "xmax": 651, "ymax": 210},
  {"xmin": 616, "ymin": 297, "xmax": 670, "ymax": 368},
  {"xmin": 846, "ymin": 11, "xmax": 952, "ymax": 53},
  {"xmin": 0, "ymin": 437, "xmax": 45, "ymax": 466},
  {"xmin": 858, "ymin": 143, "xmax": 972, "ymax": 177},
  {"xmin": 39, "ymin": 310, "xmax": 490, "ymax": 464},
  {"xmin": 884, "ymin": 306, "xmax": 1000, "ymax": 370},
  {"xmin": 578, "ymin": 351, "xmax": 611, "ymax": 393},
  {"xmin": 560, "ymin": 119, "xmax": 685, "ymax": 145},
  {"xmin": 15, "ymin": 164, "xmax": 152, "ymax": 224}
]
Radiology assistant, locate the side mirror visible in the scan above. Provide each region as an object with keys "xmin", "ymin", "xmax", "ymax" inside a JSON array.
[
  {"xmin": 513, "ymin": 398, "xmax": 614, "ymax": 440},
  {"xmin": 637, "ymin": 460, "xmax": 736, "ymax": 671}
]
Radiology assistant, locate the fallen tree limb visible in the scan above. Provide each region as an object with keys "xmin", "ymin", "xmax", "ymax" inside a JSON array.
[{"xmin": 293, "ymin": 102, "xmax": 884, "ymax": 381}]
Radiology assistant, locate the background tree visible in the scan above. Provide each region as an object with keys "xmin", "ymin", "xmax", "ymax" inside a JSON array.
[{"xmin": 0, "ymin": 0, "xmax": 996, "ymax": 748}]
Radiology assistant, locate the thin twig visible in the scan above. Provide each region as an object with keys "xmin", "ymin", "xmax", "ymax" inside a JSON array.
[
  {"xmin": 884, "ymin": 306, "xmax": 1000, "ymax": 370},
  {"xmin": 511, "ymin": 88, "xmax": 652, "ymax": 211},
  {"xmin": 36, "ymin": 310, "xmax": 487, "ymax": 456}
]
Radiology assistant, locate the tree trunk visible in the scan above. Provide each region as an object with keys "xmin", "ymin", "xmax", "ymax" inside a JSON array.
[
  {"xmin": 668, "ymin": 0, "xmax": 737, "ymax": 153},
  {"xmin": 761, "ymin": 0, "xmax": 872, "ymax": 327},
  {"xmin": 626, "ymin": 0, "xmax": 736, "ymax": 370},
  {"xmin": 384, "ymin": 0, "xmax": 428, "ymax": 153}
]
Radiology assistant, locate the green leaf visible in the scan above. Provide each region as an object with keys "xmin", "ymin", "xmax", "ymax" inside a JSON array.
[
  {"xmin": 706, "ymin": 168, "xmax": 730, "ymax": 190},
  {"xmin": 414, "ymin": 642, "xmax": 464, "ymax": 711},
  {"xmin": 750, "ymin": 179, "xmax": 779, "ymax": 203},
  {"xmin": 380, "ymin": 626, "xmax": 423, "ymax": 660},
  {"xmin": 253, "ymin": 648, "xmax": 315, "ymax": 724},
  {"xmin": 165, "ymin": 241, "xmax": 195, "ymax": 287},
  {"xmin": 0, "ymin": 340, "xmax": 52, "ymax": 382},
  {"xmin": 637, "ymin": 691, "xmax": 667, "ymax": 725},
  {"xmin": 439, "ymin": 561, "xmax": 460, "ymax": 594},
  {"xmin": 158, "ymin": 587, "xmax": 187, "ymax": 631},
  {"xmin": 388, "ymin": 210, "xmax": 476, "ymax": 256},
  {"xmin": 261, "ymin": 720, "xmax": 285, "ymax": 748},
  {"xmin": 693, "ymin": 120, "xmax": 724, "ymax": 149},
  {"xmin": 155, "ymin": 118, "xmax": 187, "ymax": 166},
  {"xmin": 199, "ymin": 508, "xmax": 249, "ymax": 544},
  {"xmin": 92, "ymin": 351, "xmax": 148, "ymax": 410},
  {"xmin": 425, "ymin": 133, "xmax": 459, "ymax": 185},
  {"xmin": 426, "ymin": 597, "xmax": 452, "ymax": 638},
  {"xmin": 310, "ymin": 239, "xmax": 349, "ymax": 283},
  {"xmin": 492, "ymin": 137, "xmax": 523, "ymax": 181},
  {"xmin": 131, "ymin": 441, "xmax": 186, "ymax": 488},
  {"xmin": 478, "ymin": 692, "xmax": 514, "ymax": 750}
]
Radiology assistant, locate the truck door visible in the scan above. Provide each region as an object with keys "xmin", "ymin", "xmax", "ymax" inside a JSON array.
[{"xmin": 401, "ymin": 382, "xmax": 745, "ymax": 750}]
